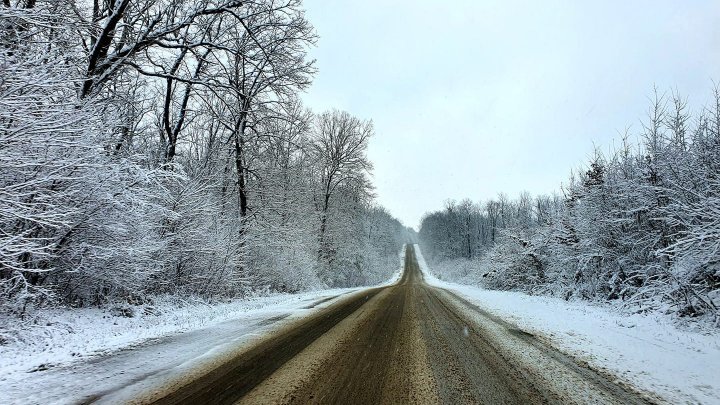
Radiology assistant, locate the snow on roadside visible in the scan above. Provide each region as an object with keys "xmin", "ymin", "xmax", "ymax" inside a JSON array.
[
  {"xmin": 0, "ymin": 287, "xmax": 357, "ymax": 404},
  {"xmin": 379, "ymin": 243, "xmax": 406, "ymax": 286},
  {"xmin": 414, "ymin": 244, "xmax": 720, "ymax": 404},
  {"xmin": 0, "ymin": 246, "xmax": 407, "ymax": 404},
  {"xmin": 1, "ymin": 289, "xmax": 356, "ymax": 374}
]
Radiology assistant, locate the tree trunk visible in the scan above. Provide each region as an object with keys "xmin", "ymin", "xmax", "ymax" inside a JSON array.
[{"xmin": 233, "ymin": 103, "xmax": 250, "ymax": 217}]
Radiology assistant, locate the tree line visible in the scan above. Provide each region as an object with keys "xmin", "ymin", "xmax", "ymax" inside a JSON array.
[
  {"xmin": 419, "ymin": 89, "xmax": 720, "ymax": 325},
  {"xmin": 0, "ymin": 0, "xmax": 408, "ymax": 317}
]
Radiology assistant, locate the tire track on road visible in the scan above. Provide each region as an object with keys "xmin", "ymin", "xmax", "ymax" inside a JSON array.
[{"xmin": 141, "ymin": 245, "xmax": 656, "ymax": 405}]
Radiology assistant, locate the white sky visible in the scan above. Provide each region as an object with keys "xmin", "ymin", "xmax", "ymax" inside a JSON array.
[{"xmin": 300, "ymin": 0, "xmax": 720, "ymax": 229}]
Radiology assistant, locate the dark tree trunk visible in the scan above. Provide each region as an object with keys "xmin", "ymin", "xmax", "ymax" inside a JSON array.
[
  {"xmin": 81, "ymin": 0, "xmax": 130, "ymax": 97},
  {"xmin": 233, "ymin": 101, "xmax": 250, "ymax": 217}
]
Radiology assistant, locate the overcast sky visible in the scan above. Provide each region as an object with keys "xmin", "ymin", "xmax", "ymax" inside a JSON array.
[{"xmin": 300, "ymin": 0, "xmax": 720, "ymax": 229}]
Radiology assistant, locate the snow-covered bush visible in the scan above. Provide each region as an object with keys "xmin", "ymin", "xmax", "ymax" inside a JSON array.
[{"xmin": 419, "ymin": 88, "xmax": 720, "ymax": 326}]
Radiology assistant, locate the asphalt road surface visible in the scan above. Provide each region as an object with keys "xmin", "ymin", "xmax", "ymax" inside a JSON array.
[{"xmin": 139, "ymin": 245, "xmax": 655, "ymax": 405}]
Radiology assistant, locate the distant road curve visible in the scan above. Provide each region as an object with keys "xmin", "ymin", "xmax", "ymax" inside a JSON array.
[{"xmin": 134, "ymin": 245, "xmax": 656, "ymax": 405}]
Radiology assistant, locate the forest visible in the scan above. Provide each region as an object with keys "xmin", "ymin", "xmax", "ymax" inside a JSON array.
[
  {"xmin": 0, "ymin": 0, "xmax": 409, "ymax": 320},
  {"xmin": 419, "ymin": 90, "xmax": 720, "ymax": 326},
  {"xmin": 1, "ymin": 2, "xmax": 717, "ymax": 403},
  {"xmin": 3, "ymin": 0, "xmax": 718, "ymax": 331}
]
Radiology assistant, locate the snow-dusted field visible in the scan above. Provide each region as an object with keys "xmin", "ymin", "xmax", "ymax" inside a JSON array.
[{"xmin": 414, "ymin": 245, "xmax": 720, "ymax": 404}]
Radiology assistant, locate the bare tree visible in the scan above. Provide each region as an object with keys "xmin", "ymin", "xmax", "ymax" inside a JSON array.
[
  {"xmin": 206, "ymin": 0, "xmax": 316, "ymax": 218},
  {"xmin": 311, "ymin": 110, "xmax": 374, "ymax": 260},
  {"xmin": 79, "ymin": 0, "xmax": 246, "ymax": 98}
]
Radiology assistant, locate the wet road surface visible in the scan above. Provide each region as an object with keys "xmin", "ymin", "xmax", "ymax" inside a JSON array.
[{"xmin": 138, "ymin": 245, "xmax": 655, "ymax": 405}]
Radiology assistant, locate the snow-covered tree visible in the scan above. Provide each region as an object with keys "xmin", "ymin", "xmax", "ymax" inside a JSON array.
[{"xmin": 419, "ymin": 86, "xmax": 720, "ymax": 325}]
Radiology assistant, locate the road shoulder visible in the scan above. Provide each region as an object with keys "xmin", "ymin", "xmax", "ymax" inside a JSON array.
[{"xmin": 413, "ymin": 244, "xmax": 720, "ymax": 404}]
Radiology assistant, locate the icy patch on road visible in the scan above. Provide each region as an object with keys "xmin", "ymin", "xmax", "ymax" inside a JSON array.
[{"xmin": 414, "ymin": 244, "xmax": 720, "ymax": 404}]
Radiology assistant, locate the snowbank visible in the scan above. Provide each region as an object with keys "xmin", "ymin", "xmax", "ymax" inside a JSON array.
[{"xmin": 414, "ymin": 244, "xmax": 720, "ymax": 404}]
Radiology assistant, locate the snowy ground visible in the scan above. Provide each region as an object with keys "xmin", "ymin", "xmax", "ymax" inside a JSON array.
[
  {"xmin": 414, "ymin": 245, "xmax": 720, "ymax": 404},
  {"xmin": 0, "ymin": 288, "xmax": 359, "ymax": 404},
  {"xmin": 0, "ymin": 247, "xmax": 405, "ymax": 405}
]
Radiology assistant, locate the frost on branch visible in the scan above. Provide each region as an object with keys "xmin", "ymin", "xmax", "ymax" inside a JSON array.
[{"xmin": 0, "ymin": 0, "xmax": 408, "ymax": 330}]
